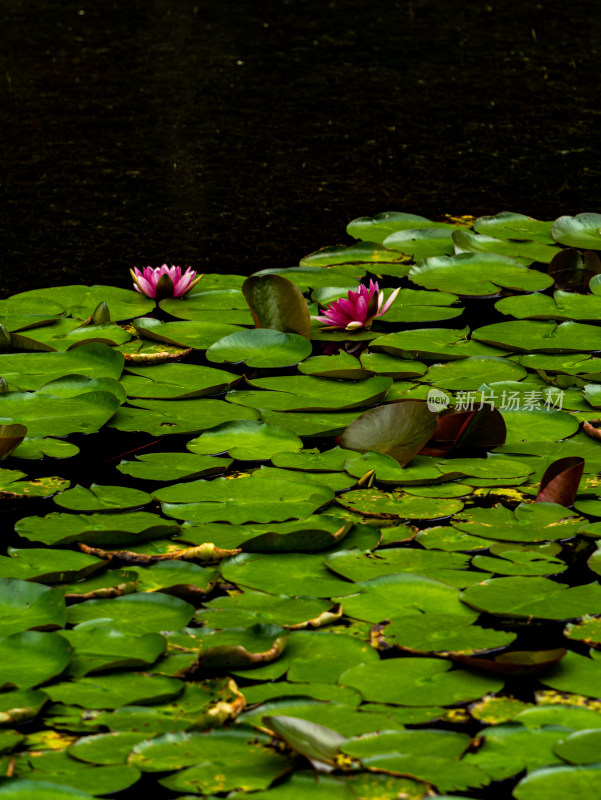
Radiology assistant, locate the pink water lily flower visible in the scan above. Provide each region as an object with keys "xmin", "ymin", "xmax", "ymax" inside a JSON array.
[
  {"xmin": 130, "ymin": 265, "xmax": 202, "ymax": 299},
  {"xmin": 315, "ymin": 280, "xmax": 400, "ymax": 330}
]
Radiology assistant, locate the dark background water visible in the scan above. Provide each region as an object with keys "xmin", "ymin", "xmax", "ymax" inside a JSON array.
[{"xmin": 2, "ymin": 0, "xmax": 601, "ymax": 298}]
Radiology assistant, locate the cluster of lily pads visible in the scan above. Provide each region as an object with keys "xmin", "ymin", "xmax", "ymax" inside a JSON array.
[{"xmin": 1, "ymin": 211, "xmax": 601, "ymax": 799}]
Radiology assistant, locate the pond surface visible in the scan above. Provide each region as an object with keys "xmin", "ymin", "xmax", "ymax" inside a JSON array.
[
  {"xmin": 2, "ymin": 1, "xmax": 601, "ymax": 798},
  {"xmin": 2, "ymin": 0, "xmax": 601, "ymax": 296}
]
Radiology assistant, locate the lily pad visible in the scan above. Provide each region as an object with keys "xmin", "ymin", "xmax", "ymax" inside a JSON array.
[
  {"xmin": 0, "ymin": 631, "xmax": 72, "ymax": 689},
  {"xmin": 15, "ymin": 511, "xmax": 179, "ymax": 547},
  {"xmin": 0, "ymin": 579, "xmax": 67, "ymax": 635},
  {"xmin": 513, "ymin": 764, "xmax": 601, "ymax": 800},
  {"xmin": 460, "ymin": 577, "xmax": 601, "ymax": 621},
  {"xmin": 187, "ymin": 420, "xmax": 302, "ymax": 460},
  {"xmin": 207, "ymin": 328, "xmax": 312, "ymax": 368},
  {"xmin": 552, "ymin": 212, "xmax": 601, "ymax": 249},
  {"xmin": 120, "ymin": 362, "xmax": 237, "ymax": 399},
  {"xmin": 53, "ymin": 484, "xmax": 151, "ymax": 512},
  {"xmin": 67, "ymin": 592, "xmax": 195, "ymax": 635},
  {"xmin": 410, "ymin": 253, "xmax": 554, "ymax": 295},
  {"xmin": 339, "ymin": 400, "xmax": 439, "ymax": 466},
  {"xmin": 61, "ymin": 624, "xmax": 166, "ymax": 677},
  {"xmin": 45, "ymin": 672, "xmax": 183, "ymax": 709},
  {"xmin": 473, "ymin": 212, "xmax": 555, "ymax": 243},
  {"xmin": 108, "ymin": 397, "xmax": 259, "ymax": 436},
  {"xmin": 451, "ymin": 502, "xmax": 583, "ymax": 542},
  {"xmin": 340, "ymin": 657, "xmax": 503, "ymax": 706},
  {"xmin": 156, "ymin": 471, "xmax": 334, "ymax": 524},
  {"xmin": 117, "ymin": 452, "xmax": 233, "ymax": 481}
]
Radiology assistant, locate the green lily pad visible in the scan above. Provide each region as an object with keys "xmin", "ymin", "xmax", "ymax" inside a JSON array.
[
  {"xmin": 0, "ymin": 779, "xmax": 96, "ymax": 800},
  {"xmin": 258, "ymin": 408, "xmax": 361, "ymax": 436},
  {"xmin": 462, "ymin": 723, "xmax": 566, "ymax": 781},
  {"xmin": 326, "ymin": 548, "xmax": 470, "ymax": 583},
  {"xmin": 298, "ymin": 352, "xmax": 371, "ymax": 379},
  {"xmin": 241, "ymin": 699, "xmax": 402, "ymax": 737},
  {"xmin": 0, "ymin": 390, "xmax": 120, "ymax": 438},
  {"xmin": 473, "ymin": 212, "xmax": 555, "ymax": 243},
  {"xmin": 409, "ymin": 253, "xmax": 554, "ymax": 295},
  {"xmin": 13, "ymin": 285, "xmax": 154, "ymax": 321},
  {"xmin": 220, "ymin": 552, "xmax": 356, "ymax": 598},
  {"xmin": 472, "ymin": 319, "xmax": 601, "ymax": 352},
  {"xmin": 242, "ymin": 274, "xmax": 312, "ymax": 340},
  {"xmin": 340, "ymin": 657, "xmax": 503, "ymax": 706},
  {"xmin": 68, "ymin": 732, "xmax": 151, "ymax": 765},
  {"xmin": 513, "ymin": 764, "xmax": 601, "ymax": 800},
  {"xmin": 381, "ymin": 613, "xmax": 516, "ymax": 654},
  {"xmin": 207, "ymin": 328, "xmax": 312, "ymax": 368},
  {"xmin": 0, "ymin": 344, "xmax": 123, "ymax": 392},
  {"xmin": 336, "ymin": 573, "xmax": 477, "ymax": 623},
  {"xmin": 150, "ymin": 729, "xmax": 287, "ymax": 791},
  {"xmin": 198, "ymin": 591, "xmax": 337, "ymax": 630},
  {"xmin": 187, "ymin": 420, "xmax": 302, "ymax": 460},
  {"xmin": 0, "ymin": 579, "xmax": 67, "ymax": 635},
  {"xmin": 45, "ymin": 672, "xmax": 183, "ymax": 709},
  {"xmin": 301, "ymin": 240, "xmax": 408, "ymax": 266},
  {"xmin": 347, "ymin": 211, "xmax": 456, "ymax": 243},
  {"xmin": 0, "ymin": 631, "xmax": 72, "ymax": 689},
  {"xmin": 0, "ymin": 689, "xmax": 48, "ymax": 725},
  {"xmin": 339, "ymin": 400, "xmax": 439, "ymax": 467},
  {"xmin": 451, "ymin": 502, "xmax": 583, "ymax": 542},
  {"xmin": 229, "ymin": 375, "xmax": 392, "ymax": 412},
  {"xmin": 360, "ymin": 351, "xmax": 428, "ymax": 378},
  {"xmin": 15, "ymin": 511, "xmax": 179, "ymax": 547},
  {"xmin": 133, "ymin": 317, "xmax": 245, "ymax": 348},
  {"xmin": 370, "ymin": 326, "xmax": 500, "ymax": 360},
  {"xmin": 496, "ymin": 290, "xmax": 601, "ymax": 321},
  {"xmin": 10, "ymin": 437, "xmax": 80, "ymax": 460},
  {"xmin": 452, "ymin": 229, "xmax": 559, "ymax": 263},
  {"xmin": 135, "ymin": 561, "xmax": 218, "ymax": 598},
  {"xmin": 0, "ymin": 547, "xmax": 105, "ymax": 583},
  {"xmin": 565, "ymin": 616, "xmax": 601, "ymax": 647},
  {"xmin": 553, "ymin": 729, "xmax": 601, "ymax": 764},
  {"xmin": 120, "ymin": 362, "xmax": 237, "ymax": 399},
  {"xmin": 157, "ymin": 471, "xmax": 334, "ymax": 524},
  {"xmin": 250, "ymin": 264, "xmax": 366, "ymax": 291},
  {"xmin": 0, "ymin": 470, "xmax": 69, "ymax": 498},
  {"xmin": 61, "ymin": 624, "xmax": 166, "ymax": 677},
  {"xmin": 383, "ymin": 227, "xmax": 459, "ymax": 258},
  {"xmin": 53, "ymin": 483, "xmax": 151, "ymax": 512},
  {"xmin": 461, "ymin": 577, "xmax": 601, "ymax": 620},
  {"xmin": 471, "ymin": 546, "xmax": 567, "ymax": 576},
  {"xmin": 336, "ymin": 488, "xmax": 464, "ymax": 519},
  {"xmin": 67, "ymin": 592, "xmax": 195, "ymax": 634},
  {"xmin": 108, "ymin": 397, "xmax": 259, "ymax": 436},
  {"xmin": 552, "ymin": 212, "xmax": 601, "ymax": 249},
  {"xmin": 418, "ymin": 356, "xmax": 527, "ymax": 389},
  {"xmin": 117, "ymin": 452, "xmax": 233, "ymax": 481}
]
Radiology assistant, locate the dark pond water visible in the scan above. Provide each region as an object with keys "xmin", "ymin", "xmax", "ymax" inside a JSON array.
[{"xmin": 2, "ymin": 0, "xmax": 601, "ymax": 298}]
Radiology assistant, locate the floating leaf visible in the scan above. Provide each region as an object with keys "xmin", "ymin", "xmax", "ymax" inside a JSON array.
[
  {"xmin": 552, "ymin": 212, "xmax": 601, "ymax": 249},
  {"xmin": 473, "ymin": 212, "xmax": 555, "ymax": 243},
  {"xmin": 340, "ymin": 400, "xmax": 438, "ymax": 466},
  {"xmin": 0, "ymin": 632, "xmax": 72, "ymax": 689},
  {"xmin": 409, "ymin": 253, "xmax": 554, "ymax": 295},
  {"xmin": 242, "ymin": 274, "xmax": 311, "ymax": 339},
  {"xmin": 187, "ymin": 420, "xmax": 302, "ymax": 460},
  {"xmin": 0, "ymin": 579, "xmax": 67, "ymax": 636},
  {"xmin": 53, "ymin": 484, "xmax": 151, "ymax": 512},
  {"xmin": 117, "ymin": 451, "xmax": 232, "ymax": 481},
  {"xmin": 120, "ymin": 362, "xmax": 237, "ymax": 399},
  {"xmin": 461, "ymin": 577, "xmax": 601, "ymax": 621}
]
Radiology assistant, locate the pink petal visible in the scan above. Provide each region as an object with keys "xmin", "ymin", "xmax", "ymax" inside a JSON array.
[
  {"xmin": 377, "ymin": 287, "xmax": 401, "ymax": 317},
  {"xmin": 354, "ymin": 295, "xmax": 368, "ymax": 322}
]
